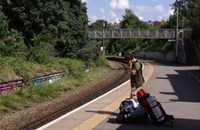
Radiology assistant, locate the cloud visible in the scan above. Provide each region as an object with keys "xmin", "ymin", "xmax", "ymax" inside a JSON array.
[
  {"xmin": 114, "ymin": 18, "xmax": 120, "ymax": 23},
  {"xmin": 135, "ymin": 5, "xmax": 152, "ymax": 13},
  {"xmin": 90, "ymin": 15, "xmax": 98, "ymax": 23},
  {"xmin": 110, "ymin": 11, "xmax": 117, "ymax": 18},
  {"xmin": 100, "ymin": 8, "xmax": 105, "ymax": 14},
  {"xmin": 131, "ymin": 4, "xmax": 170, "ymax": 21},
  {"xmin": 81, "ymin": 0, "xmax": 88, "ymax": 3},
  {"xmin": 138, "ymin": 16, "xmax": 144, "ymax": 21},
  {"xmin": 158, "ymin": 9, "xmax": 174, "ymax": 21},
  {"xmin": 109, "ymin": 0, "xmax": 130, "ymax": 11},
  {"xmin": 154, "ymin": 5, "xmax": 165, "ymax": 13}
]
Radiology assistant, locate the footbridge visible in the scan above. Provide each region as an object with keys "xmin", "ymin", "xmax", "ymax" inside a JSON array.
[{"xmin": 88, "ymin": 28, "xmax": 191, "ymax": 39}]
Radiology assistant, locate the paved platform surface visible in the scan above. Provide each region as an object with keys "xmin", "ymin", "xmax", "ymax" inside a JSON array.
[{"xmin": 37, "ymin": 60, "xmax": 200, "ymax": 130}]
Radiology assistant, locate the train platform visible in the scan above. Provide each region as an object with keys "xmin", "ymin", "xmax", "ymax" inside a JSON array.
[{"xmin": 37, "ymin": 60, "xmax": 200, "ymax": 130}]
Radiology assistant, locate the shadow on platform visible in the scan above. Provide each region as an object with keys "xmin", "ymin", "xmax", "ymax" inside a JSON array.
[
  {"xmin": 157, "ymin": 69, "xmax": 200, "ymax": 102},
  {"xmin": 107, "ymin": 116, "xmax": 200, "ymax": 130}
]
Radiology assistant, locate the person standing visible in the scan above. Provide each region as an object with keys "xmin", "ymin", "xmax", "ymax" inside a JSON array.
[{"xmin": 124, "ymin": 54, "xmax": 145, "ymax": 98}]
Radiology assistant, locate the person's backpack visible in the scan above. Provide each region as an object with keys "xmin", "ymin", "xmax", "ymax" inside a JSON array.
[
  {"xmin": 119, "ymin": 98, "xmax": 139, "ymax": 114},
  {"xmin": 117, "ymin": 98, "xmax": 149, "ymax": 124},
  {"xmin": 136, "ymin": 88, "xmax": 149, "ymax": 107},
  {"xmin": 136, "ymin": 60, "xmax": 145, "ymax": 83},
  {"xmin": 136, "ymin": 88, "xmax": 174, "ymax": 127}
]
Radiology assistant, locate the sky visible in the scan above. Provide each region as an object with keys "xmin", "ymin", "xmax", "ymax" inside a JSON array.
[{"xmin": 81, "ymin": 0, "xmax": 176, "ymax": 24}]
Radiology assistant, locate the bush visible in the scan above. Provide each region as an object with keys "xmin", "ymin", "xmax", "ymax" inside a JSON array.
[{"xmin": 95, "ymin": 53, "xmax": 109, "ymax": 67}]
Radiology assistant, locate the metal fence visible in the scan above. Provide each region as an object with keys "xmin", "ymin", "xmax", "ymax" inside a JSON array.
[{"xmin": 88, "ymin": 28, "xmax": 191, "ymax": 39}]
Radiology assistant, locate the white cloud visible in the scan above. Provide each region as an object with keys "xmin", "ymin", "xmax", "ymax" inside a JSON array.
[
  {"xmin": 135, "ymin": 5, "xmax": 152, "ymax": 13},
  {"xmin": 90, "ymin": 15, "xmax": 98, "ymax": 23},
  {"xmin": 109, "ymin": 0, "xmax": 130, "ymax": 11},
  {"xmin": 131, "ymin": 4, "xmax": 171, "ymax": 21},
  {"xmin": 114, "ymin": 18, "xmax": 120, "ymax": 23},
  {"xmin": 100, "ymin": 8, "xmax": 105, "ymax": 14},
  {"xmin": 110, "ymin": 11, "xmax": 117, "ymax": 18},
  {"xmin": 158, "ymin": 9, "xmax": 174, "ymax": 21},
  {"xmin": 154, "ymin": 5, "xmax": 165, "ymax": 13},
  {"xmin": 81, "ymin": 0, "xmax": 88, "ymax": 3},
  {"xmin": 169, "ymin": 9, "xmax": 174, "ymax": 15},
  {"xmin": 138, "ymin": 16, "xmax": 144, "ymax": 21}
]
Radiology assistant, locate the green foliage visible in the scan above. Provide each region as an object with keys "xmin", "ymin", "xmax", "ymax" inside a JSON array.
[
  {"xmin": 27, "ymin": 34, "xmax": 57, "ymax": 64},
  {"xmin": 89, "ymin": 19, "xmax": 113, "ymax": 29},
  {"xmin": 0, "ymin": 94, "xmax": 27, "ymax": 112},
  {"xmin": 170, "ymin": 0, "xmax": 200, "ymax": 41},
  {"xmin": 78, "ymin": 40, "xmax": 101, "ymax": 62},
  {"xmin": 161, "ymin": 15, "xmax": 177, "ymax": 28},
  {"xmin": 183, "ymin": 0, "xmax": 200, "ymax": 40},
  {"xmin": 0, "ymin": 57, "xmax": 20, "ymax": 82},
  {"xmin": 64, "ymin": 59, "xmax": 86, "ymax": 76},
  {"xmin": 139, "ymin": 39, "xmax": 173, "ymax": 52},
  {"xmin": 0, "ymin": 0, "xmax": 96, "ymax": 62},
  {"xmin": 0, "ymin": 5, "xmax": 8, "ymax": 38},
  {"xmin": 121, "ymin": 9, "xmax": 150, "ymax": 28},
  {"xmin": 0, "ymin": 6, "xmax": 27, "ymax": 58},
  {"xmin": 95, "ymin": 53, "xmax": 109, "ymax": 67},
  {"xmin": 0, "ymin": 63, "xmax": 112, "ymax": 113}
]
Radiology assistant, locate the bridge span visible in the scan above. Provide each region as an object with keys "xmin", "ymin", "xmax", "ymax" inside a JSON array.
[{"xmin": 88, "ymin": 28, "xmax": 191, "ymax": 39}]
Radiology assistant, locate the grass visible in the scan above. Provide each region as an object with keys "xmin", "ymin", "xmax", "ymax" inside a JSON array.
[
  {"xmin": 0, "ymin": 54, "xmax": 110, "ymax": 113},
  {"xmin": 0, "ymin": 65, "xmax": 111, "ymax": 113}
]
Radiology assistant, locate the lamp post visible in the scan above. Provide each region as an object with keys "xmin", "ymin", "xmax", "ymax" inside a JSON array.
[
  {"xmin": 102, "ymin": 22, "xmax": 106, "ymax": 54},
  {"xmin": 173, "ymin": 0, "xmax": 180, "ymax": 63},
  {"xmin": 176, "ymin": 3, "xmax": 179, "ymax": 63}
]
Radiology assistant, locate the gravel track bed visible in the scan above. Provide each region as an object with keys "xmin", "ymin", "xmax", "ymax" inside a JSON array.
[{"xmin": 0, "ymin": 59, "xmax": 128, "ymax": 130}]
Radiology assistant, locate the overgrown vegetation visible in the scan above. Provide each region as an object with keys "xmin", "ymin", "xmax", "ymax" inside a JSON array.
[
  {"xmin": 0, "ymin": 0, "xmax": 199, "ymax": 113},
  {"xmin": 0, "ymin": 64, "xmax": 110, "ymax": 112},
  {"xmin": 0, "ymin": 0, "xmax": 105, "ymax": 113}
]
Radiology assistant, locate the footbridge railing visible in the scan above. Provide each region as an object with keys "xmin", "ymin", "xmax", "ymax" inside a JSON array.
[{"xmin": 88, "ymin": 28, "xmax": 191, "ymax": 39}]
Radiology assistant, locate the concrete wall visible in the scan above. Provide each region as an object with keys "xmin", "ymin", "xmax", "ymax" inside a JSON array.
[{"xmin": 135, "ymin": 51, "xmax": 174, "ymax": 62}]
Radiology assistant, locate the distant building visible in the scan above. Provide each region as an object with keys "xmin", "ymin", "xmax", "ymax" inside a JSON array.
[
  {"xmin": 146, "ymin": 20, "xmax": 165, "ymax": 27},
  {"xmin": 113, "ymin": 22, "xmax": 121, "ymax": 29},
  {"xmin": 153, "ymin": 21, "xmax": 162, "ymax": 27}
]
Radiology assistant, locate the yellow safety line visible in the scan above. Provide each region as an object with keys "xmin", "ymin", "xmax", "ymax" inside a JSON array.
[{"xmin": 72, "ymin": 63, "xmax": 154, "ymax": 130}]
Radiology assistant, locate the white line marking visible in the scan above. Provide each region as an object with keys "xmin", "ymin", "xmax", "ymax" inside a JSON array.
[
  {"xmin": 36, "ymin": 80, "xmax": 129, "ymax": 130},
  {"xmin": 37, "ymin": 62, "xmax": 153, "ymax": 130}
]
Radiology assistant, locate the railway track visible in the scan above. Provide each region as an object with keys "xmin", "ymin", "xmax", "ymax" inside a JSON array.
[{"xmin": 19, "ymin": 58, "xmax": 129, "ymax": 130}]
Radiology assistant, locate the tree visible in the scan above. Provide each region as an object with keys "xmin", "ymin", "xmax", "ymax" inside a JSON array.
[
  {"xmin": 0, "ymin": 0, "xmax": 97, "ymax": 62},
  {"xmin": 0, "ymin": 5, "xmax": 27, "ymax": 58},
  {"xmin": 89, "ymin": 19, "xmax": 113, "ymax": 29},
  {"xmin": 121, "ymin": 9, "xmax": 149, "ymax": 28},
  {"xmin": 0, "ymin": 5, "xmax": 8, "ymax": 38},
  {"xmin": 172, "ymin": 0, "xmax": 200, "ymax": 40}
]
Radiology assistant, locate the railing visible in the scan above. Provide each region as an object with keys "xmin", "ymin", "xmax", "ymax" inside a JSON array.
[{"xmin": 88, "ymin": 28, "xmax": 191, "ymax": 39}]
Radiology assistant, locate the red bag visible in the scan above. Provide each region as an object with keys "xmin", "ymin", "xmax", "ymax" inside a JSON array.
[
  {"xmin": 136, "ymin": 88, "xmax": 174, "ymax": 127},
  {"xmin": 136, "ymin": 88, "xmax": 149, "ymax": 107}
]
